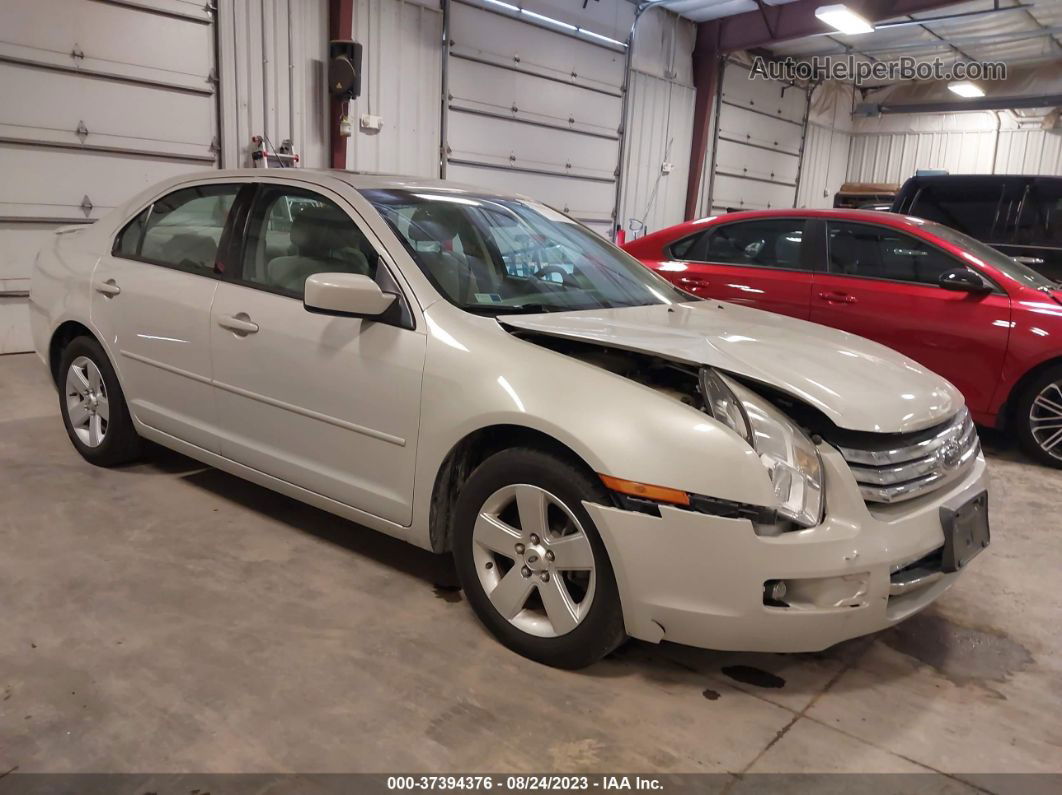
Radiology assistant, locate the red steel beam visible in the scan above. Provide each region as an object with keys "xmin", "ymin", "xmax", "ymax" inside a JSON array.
[
  {"xmin": 329, "ymin": 0, "xmax": 355, "ymax": 170},
  {"xmin": 684, "ymin": 20, "xmax": 721, "ymax": 221}
]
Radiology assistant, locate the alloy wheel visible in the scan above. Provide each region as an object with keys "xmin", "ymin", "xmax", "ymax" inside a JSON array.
[
  {"xmin": 1029, "ymin": 379, "xmax": 1062, "ymax": 462},
  {"xmin": 65, "ymin": 356, "xmax": 109, "ymax": 448},
  {"xmin": 471, "ymin": 483, "xmax": 596, "ymax": 638}
]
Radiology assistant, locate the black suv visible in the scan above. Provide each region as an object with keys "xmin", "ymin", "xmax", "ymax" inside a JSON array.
[{"xmin": 892, "ymin": 175, "xmax": 1062, "ymax": 283}]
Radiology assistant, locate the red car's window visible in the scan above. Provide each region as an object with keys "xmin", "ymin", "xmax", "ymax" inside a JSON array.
[{"xmin": 827, "ymin": 221, "xmax": 957, "ymax": 286}]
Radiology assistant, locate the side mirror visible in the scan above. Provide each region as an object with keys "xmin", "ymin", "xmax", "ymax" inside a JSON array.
[
  {"xmin": 938, "ymin": 268, "xmax": 990, "ymax": 293},
  {"xmin": 304, "ymin": 273, "xmax": 397, "ymax": 319}
]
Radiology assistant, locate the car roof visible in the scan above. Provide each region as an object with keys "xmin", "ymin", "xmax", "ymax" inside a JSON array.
[
  {"xmin": 192, "ymin": 167, "xmax": 525, "ymax": 200},
  {"xmin": 689, "ymin": 208, "xmax": 925, "ymax": 228}
]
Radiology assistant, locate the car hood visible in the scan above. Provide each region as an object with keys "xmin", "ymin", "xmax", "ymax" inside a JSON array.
[{"xmin": 501, "ymin": 301, "xmax": 962, "ymax": 434}]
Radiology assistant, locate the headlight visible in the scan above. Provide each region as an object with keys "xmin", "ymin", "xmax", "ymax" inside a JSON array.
[
  {"xmin": 701, "ymin": 368, "xmax": 825, "ymax": 528},
  {"xmin": 699, "ymin": 368, "xmax": 752, "ymax": 443}
]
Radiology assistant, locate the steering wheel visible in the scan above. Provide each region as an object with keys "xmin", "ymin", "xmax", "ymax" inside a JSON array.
[{"xmin": 533, "ymin": 264, "xmax": 580, "ymax": 288}]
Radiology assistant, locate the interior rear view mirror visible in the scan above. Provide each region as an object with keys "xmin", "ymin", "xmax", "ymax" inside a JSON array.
[
  {"xmin": 939, "ymin": 268, "xmax": 991, "ymax": 293},
  {"xmin": 304, "ymin": 273, "xmax": 397, "ymax": 319}
]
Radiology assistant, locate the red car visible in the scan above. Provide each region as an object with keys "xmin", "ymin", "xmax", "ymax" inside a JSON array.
[{"xmin": 622, "ymin": 209, "xmax": 1062, "ymax": 467}]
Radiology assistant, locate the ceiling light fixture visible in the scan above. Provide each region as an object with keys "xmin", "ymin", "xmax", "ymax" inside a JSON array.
[
  {"xmin": 948, "ymin": 81, "xmax": 985, "ymax": 98},
  {"xmin": 815, "ymin": 4, "xmax": 875, "ymax": 35}
]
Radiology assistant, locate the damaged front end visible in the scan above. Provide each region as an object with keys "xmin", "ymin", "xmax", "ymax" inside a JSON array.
[{"xmin": 511, "ymin": 332, "xmax": 827, "ymax": 534}]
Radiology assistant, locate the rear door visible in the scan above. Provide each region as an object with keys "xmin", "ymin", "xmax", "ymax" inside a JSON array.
[
  {"xmin": 663, "ymin": 218, "xmax": 815, "ymax": 319},
  {"xmin": 810, "ymin": 220, "xmax": 1010, "ymax": 415},
  {"xmin": 997, "ymin": 179, "xmax": 1062, "ymax": 283},
  {"xmin": 91, "ymin": 181, "xmax": 244, "ymax": 452}
]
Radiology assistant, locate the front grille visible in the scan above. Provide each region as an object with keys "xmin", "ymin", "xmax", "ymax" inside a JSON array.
[{"xmin": 834, "ymin": 407, "xmax": 980, "ymax": 504}]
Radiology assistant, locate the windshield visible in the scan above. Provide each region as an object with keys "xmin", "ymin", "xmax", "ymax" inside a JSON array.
[
  {"xmin": 923, "ymin": 221, "xmax": 1058, "ymax": 290},
  {"xmin": 359, "ymin": 189, "xmax": 691, "ymax": 313}
]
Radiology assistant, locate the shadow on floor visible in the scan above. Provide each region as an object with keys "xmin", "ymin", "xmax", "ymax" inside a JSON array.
[{"xmin": 124, "ymin": 443, "xmax": 985, "ymax": 697}]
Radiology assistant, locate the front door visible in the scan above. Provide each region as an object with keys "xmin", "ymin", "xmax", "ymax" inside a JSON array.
[
  {"xmin": 90, "ymin": 182, "xmax": 243, "ymax": 452},
  {"xmin": 810, "ymin": 220, "xmax": 1011, "ymax": 416},
  {"xmin": 209, "ymin": 183, "xmax": 426, "ymax": 526}
]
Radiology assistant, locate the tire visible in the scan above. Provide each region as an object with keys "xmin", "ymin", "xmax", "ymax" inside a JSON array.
[
  {"xmin": 57, "ymin": 336, "xmax": 142, "ymax": 467},
  {"xmin": 1014, "ymin": 364, "xmax": 1062, "ymax": 468},
  {"xmin": 452, "ymin": 447, "xmax": 626, "ymax": 668}
]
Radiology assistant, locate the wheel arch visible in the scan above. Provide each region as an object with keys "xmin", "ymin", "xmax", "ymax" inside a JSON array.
[
  {"xmin": 428, "ymin": 424, "xmax": 612, "ymax": 554},
  {"xmin": 1002, "ymin": 354, "xmax": 1062, "ymax": 427},
  {"xmin": 48, "ymin": 320, "xmax": 100, "ymax": 387}
]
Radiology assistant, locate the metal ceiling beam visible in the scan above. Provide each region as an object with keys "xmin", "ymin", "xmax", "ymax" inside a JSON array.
[
  {"xmin": 708, "ymin": 0, "xmax": 967, "ymax": 52},
  {"xmin": 878, "ymin": 93, "xmax": 1062, "ymax": 114}
]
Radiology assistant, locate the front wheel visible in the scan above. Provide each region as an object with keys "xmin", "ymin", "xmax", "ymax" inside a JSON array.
[
  {"xmin": 1015, "ymin": 364, "xmax": 1062, "ymax": 468},
  {"xmin": 452, "ymin": 448, "xmax": 626, "ymax": 668}
]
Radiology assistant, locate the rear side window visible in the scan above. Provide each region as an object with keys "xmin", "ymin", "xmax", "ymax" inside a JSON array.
[
  {"xmin": 668, "ymin": 232, "xmax": 706, "ymax": 260},
  {"xmin": 114, "ymin": 184, "xmax": 240, "ymax": 275},
  {"xmin": 114, "ymin": 208, "xmax": 149, "ymax": 257},
  {"xmin": 827, "ymin": 222, "xmax": 958, "ymax": 286},
  {"xmin": 908, "ymin": 183, "xmax": 1005, "ymax": 241},
  {"xmin": 686, "ymin": 220, "xmax": 807, "ymax": 270}
]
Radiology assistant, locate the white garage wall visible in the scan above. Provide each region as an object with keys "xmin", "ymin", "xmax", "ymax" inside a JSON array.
[
  {"xmin": 0, "ymin": 0, "xmax": 328, "ymax": 353},
  {"xmin": 341, "ymin": 0, "xmax": 442, "ymax": 176},
  {"xmin": 846, "ymin": 111, "xmax": 1062, "ymax": 184},
  {"xmin": 619, "ymin": 7, "xmax": 695, "ymax": 238},
  {"xmin": 444, "ymin": 0, "xmax": 628, "ymax": 236},
  {"xmin": 796, "ymin": 82, "xmax": 854, "ymax": 209},
  {"xmin": 217, "ymin": 0, "xmax": 330, "ymax": 169},
  {"xmin": 698, "ymin": 60, "xmax": 810, "ymax": 216}
]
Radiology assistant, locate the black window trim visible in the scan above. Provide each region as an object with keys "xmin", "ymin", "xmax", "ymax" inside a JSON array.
[
  {"xmin": 666, "ymin": 217, "xmax": 821, "ymax": 274},
  {"xmin": 223, "ymin": 181, "xmax": 417, "ymax": 330},
  {"xmin": 110, "ymin": 182, "xmax": 246, "ymax": 280},
  {"xmin": 823, "ymin": 219, "xmax": 1005, "ymax": 294}
]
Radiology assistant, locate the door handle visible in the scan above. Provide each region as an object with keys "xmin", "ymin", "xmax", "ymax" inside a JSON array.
[
  {"xmin": 95, "ymin": 278, "xmax": 121, "ymax": 297},
  {"xmin": 818, "ymin": 291, "xmax": 857, "ymax": 304},
  {"xmin": 217, "ymin": 313, "xmax": 260, "ymax": 335},
  {"xmin": 1013, "ymin": 256, "xmax": 1045, "ymax": 265}
]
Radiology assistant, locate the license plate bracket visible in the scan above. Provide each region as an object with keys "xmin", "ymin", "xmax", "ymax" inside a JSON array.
[{"xmin": 940, "ymin": 491, "xmax": 990, "ymax": 572}]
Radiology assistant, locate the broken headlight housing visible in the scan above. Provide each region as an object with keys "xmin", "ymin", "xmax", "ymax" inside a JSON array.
[{"xmin": 700, "ymin": 368, "xmax": 825, "ymax": 528}]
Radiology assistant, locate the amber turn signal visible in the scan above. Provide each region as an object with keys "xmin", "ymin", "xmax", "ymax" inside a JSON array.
[{"xmin": 599, "ymin": 474, "xmax": 691, "ymax": 506}]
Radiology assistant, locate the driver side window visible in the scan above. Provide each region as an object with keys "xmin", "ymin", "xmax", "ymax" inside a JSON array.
[{"xmin": 238, "ymin": 187, "xmax": 379, "ymax": 297}]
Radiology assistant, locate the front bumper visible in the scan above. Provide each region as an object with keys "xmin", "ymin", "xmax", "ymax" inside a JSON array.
[{"xmin": 586, "ymin": 446, "xmax": 989, "ymax": 652}]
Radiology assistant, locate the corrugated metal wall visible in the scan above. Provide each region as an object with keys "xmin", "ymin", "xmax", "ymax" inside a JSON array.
[
  {"xmin": 619, "ymin": 8, "xmax": 695, "ymax": 238},
  {"xmin": 796, "ymin": 82, "xmax": 854, "ymax": 208},
  {"xmin": 343, "ymin": 0, "xmax": 442, "ymax": 176},
  {"xmin": 217, "ymin": 0, "xmax": 330, "ymax": 169},
  {"xmin": 994, "ymin": 127, "xmax": 1062, "ymax": 174},
  {"xmin": 846, "ymin": 111, "xmax": 1062, "ymax": 183}
]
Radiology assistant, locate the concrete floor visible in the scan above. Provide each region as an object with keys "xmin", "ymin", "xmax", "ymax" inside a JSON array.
[{"xmin": 1, "ymin": 351, "xmax": 1060, "ymax": 785}]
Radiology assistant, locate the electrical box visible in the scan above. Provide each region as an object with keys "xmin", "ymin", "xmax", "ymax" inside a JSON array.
[
  {"xmin": 360, "ymin": 114, "xmax": 383, "ymax": 131},
  {"xmin": 328, "ymin": 40, "xmax": 362, "ymax": 100}
]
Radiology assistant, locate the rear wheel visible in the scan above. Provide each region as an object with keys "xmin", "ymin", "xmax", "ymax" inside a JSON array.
[
  {"xmin": 1015, "ymin": 364, "xmax": 1062, "ymax": 468},
  {"xmin": 452, "ymin": 448, "xmax": 626, "ymax": 668},
  {"xmin": 58, "ymin": 336, "xmax": 142, "ymax": 466}
]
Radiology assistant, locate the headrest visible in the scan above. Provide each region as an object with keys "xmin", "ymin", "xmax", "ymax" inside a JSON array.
[
  {"xmin": 407, "ymin": 205, "xmax": 459, "ymax": 244},
  {"xmin": 291, "ymin": 204, "xmax": 351, "ymax": 256}
]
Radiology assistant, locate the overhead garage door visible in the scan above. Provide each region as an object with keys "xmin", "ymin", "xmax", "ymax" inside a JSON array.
[
  {"xmin": 0, "ymin": 0, "xmax": 218, "ymax": 350},
  {"xmin": 445, "ymin": 0, "xmax": 626, "ymax": 237},
  {"xmin": 705, "ymin": 60, "xmax": 810, "ymax": 214}
]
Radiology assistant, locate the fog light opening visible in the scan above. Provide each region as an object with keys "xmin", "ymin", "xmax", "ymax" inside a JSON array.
[{"xmin": 764, "ymin": 579, "xmax": 789, "ymax": 608}]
